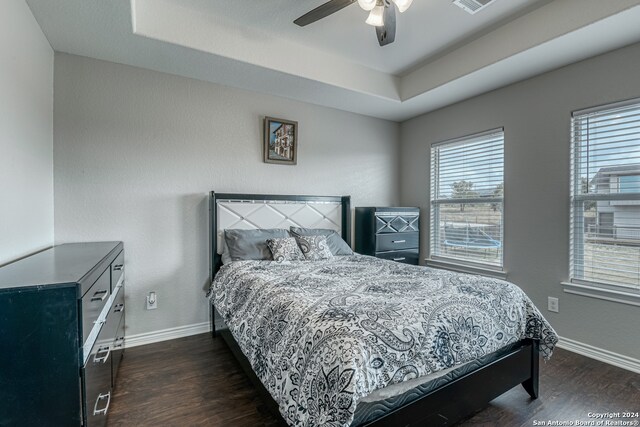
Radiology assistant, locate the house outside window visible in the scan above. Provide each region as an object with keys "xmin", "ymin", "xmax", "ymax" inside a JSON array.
[
  {"xmin": 619, "ymin": 175, "xmax": 640, "ymax": 193},
  {"xmin": 570, "ymin": 99, "xmax": 640, "ymax": 296},
  {"xmin": 429, "ymin": 129, "xmax": 504, "ymax": 270}
]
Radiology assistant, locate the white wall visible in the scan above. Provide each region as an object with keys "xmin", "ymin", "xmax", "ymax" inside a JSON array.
[
  {"xmin": 0, "ymin": 0, "xmax": 54, "ymax": 265},
  {"xmin": 53, "ymin": 53, "xmax": 399, "ymax": 336},
  {"xmin": 400, "ymin": 42, "xmax": 640, "ymax": 360}
]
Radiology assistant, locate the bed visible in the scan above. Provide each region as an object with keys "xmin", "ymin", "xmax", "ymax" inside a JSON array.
[{"xmin": 208, "ymin": 192, "xmax": 557, "ymax": 427}]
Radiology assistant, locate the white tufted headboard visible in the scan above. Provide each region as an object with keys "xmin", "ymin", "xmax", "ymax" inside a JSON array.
[{"xmin": 210, "ymin": 192, "xmax": 351, "ymax": 275}]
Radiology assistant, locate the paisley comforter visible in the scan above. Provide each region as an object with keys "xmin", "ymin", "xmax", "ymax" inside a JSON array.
[{"xmin": 209, "ymin": 256, "xmax": 558, "ymax": 427}]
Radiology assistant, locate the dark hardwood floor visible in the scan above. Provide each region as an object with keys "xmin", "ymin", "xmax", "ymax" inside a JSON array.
[{"xmin": 107, "ymin": 333, "xmax": 640, "ymax": 427}]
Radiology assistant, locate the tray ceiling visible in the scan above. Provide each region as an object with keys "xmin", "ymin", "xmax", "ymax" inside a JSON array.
[{"xmin": 26, "ymin": 0, "xmax": 640, "ymax": 121}]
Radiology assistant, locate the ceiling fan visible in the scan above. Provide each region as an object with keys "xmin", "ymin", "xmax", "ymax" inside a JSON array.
[{"xmin": 294, "ymin": 0, "xmax": 414, "ymax": 47}]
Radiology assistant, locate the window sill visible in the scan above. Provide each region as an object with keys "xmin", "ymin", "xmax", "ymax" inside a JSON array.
[
  {"xmin": 426, "ymin": 258, "xmax": 508, "ymax": 280},
  {"xmin": 561, "ymin": 281, "xmax": 640, "ymax": 307}
]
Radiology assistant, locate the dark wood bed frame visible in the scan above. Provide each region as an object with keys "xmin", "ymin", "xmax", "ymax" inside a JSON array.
[{"xmin": 209, "ymin": 191, "xmax": 539, "ymax": 427}]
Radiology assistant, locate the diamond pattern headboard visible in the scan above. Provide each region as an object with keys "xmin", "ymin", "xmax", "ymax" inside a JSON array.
[{"xmin": 210, "ymin": 193, "xmax": 351, "ymax": 276}]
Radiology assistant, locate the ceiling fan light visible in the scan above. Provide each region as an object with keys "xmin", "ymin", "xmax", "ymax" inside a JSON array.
[
  {"xmin": 365, "ymin": 5, "xmax": 385, "ymax": 26},
  {"xmin": 392, "ymin": 0, "xmax": 413, "ymax": 13},
  {"xmin": 357, "ymin": 0, "xmax": 377, "ymax": 11}
]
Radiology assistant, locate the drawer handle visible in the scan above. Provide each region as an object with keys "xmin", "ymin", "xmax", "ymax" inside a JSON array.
[
  {"xmin": 393, "ymin": 257, "xmax": 406, "ymax": 261},
  {"xmin": 114, "ymin": 303, "xmax": 124, "ymax": 313},
  {"xmin": 94, "ymin": 345, "xmax": 111, "ymax": 364},
  {"xmin": 392, "ymin": 240, "xmax": 406, "ymax": 244},
  {"xmin": 91, "ymin": 290, "xmax": 108, "ymax": 302},
  {"xmin": 93, "ymin": 392, "xmax": 111, "ymax": 416},
  {"xmin": 113, "ymin": 264, "xmax": 124, "ymax": 271}
]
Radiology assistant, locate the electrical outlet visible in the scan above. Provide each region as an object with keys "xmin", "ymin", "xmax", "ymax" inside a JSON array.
[
  {"xmin": 548, "ymin": 297, "xmax": 559, "ymax": 313},
  {"xmin": 146, "ymin": 291, "xmax": 158, "ymax": 310}
]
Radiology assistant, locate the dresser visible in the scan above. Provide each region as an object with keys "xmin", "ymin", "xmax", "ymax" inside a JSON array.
[
  {"xmin": 355, "ymin": 207, "xmax": 420, "ymax": 265},
  {"xmin": 0, "ymin": 242, "xmax": 125, "ymax": 427}
]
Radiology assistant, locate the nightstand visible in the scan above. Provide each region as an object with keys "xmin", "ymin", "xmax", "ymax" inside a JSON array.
[{"xmin": 355, "ymin": 207, "xmax": 420, "ymax": 265}]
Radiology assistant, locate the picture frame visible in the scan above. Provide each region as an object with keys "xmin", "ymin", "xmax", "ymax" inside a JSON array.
[{"xmin": 263, "ymin": 116, "xmax": 298, "ymax": 165}]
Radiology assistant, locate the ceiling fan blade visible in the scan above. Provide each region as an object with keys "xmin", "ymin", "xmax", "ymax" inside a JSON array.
[
  {"xmin": 376, "ymin": 4, "xmax": 396, "ymax": 46},
  {"xmin": 294, "ymin": 0, "xmax": 357, "ymax": 27}
]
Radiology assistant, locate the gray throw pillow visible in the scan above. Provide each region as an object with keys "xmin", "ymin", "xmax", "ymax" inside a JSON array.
[
  {"xmin": 266, "ymin": 237, "xmax": 305, "ymax": 263},
  {"xmin": 295, "ymin": 235, "xmax": 334, "ymax": 261},
  {"xmin": 220, "ymin": 238, "xmax": 232, "ymax": 264},
  {"xmin": 289, "ymin": 227, "xmax": 353, "ymax": 256},
  {"xmin": 224, "ymin": 229, "xmax": 290, "ymax": 261}
]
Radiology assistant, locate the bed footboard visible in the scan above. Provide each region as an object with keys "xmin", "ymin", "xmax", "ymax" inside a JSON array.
[
  {"xmin": 362, "ymin": 339, "xmax": 539, "ymax": 426},
  {"xmin": 521, "ymin": 338, "xmax": 540, "ymax": 399},
  {"xmin": 210, "ymin": 307, "xmax": 540, "ymax": 427}
]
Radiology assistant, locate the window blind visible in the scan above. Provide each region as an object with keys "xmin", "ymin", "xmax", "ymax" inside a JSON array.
[
  {"xmin": 571, "ymin": 99, "xmax": 640, "ymax": 291},
  {"xmin": 430, "ymin": 129, "xmax": 504, "ymax": 267}
]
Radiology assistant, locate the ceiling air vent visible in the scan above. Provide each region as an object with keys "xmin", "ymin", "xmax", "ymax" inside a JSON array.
[{"xmin": 452, "ymin": 0, "xmax": 495, "ymax": 14}]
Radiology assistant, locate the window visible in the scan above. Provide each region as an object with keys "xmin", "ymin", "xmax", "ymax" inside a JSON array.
[
  {"xmin": 570, "ymin": 99, "xmax": 640, "ymax": 293},
  {"xmin": 619, "ymin": 175, "xmax": 640, "ymax": 193},
  {"xmin": 430, "ymin": 129, "xmax": 504, "ymax": 269}
]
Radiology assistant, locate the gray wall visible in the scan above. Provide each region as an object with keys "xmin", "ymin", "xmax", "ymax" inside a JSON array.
[
  {"xmin": 400, "ymin": 42, "xmax": 640, "ymax": 359},
  {"xmin": 53, "ymin": 53, "xmax": 400, "ymax": 336},
  {"xmin": 0, "ymin": 0, "xmax": 54, "ymax": 265}
]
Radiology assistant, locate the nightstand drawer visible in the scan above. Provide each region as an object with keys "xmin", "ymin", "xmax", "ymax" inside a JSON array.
[
  {"xmin": 376, "ymin": 249, "xmax": 419, "ymax": 265},
  {"xmin": 375, "ymin": 214, "xmax": 419, "ymax": 234},
  {"xmin": 376, "ymin": 232, "xmax": 419, "ymax": 251}
]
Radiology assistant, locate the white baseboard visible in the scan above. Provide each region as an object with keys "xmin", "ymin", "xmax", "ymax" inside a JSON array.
[
  {"xmin": 125, "ymin": 322, "xmax": 211, "ymax": 349},
  {"xmin": 557, "ymin": 336, "xmax": 640, "ymax": 374}
]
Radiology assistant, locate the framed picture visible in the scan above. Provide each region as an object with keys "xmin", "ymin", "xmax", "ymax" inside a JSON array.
[{"xmin": 264, "ymin": 117, "xmax": 298, "ymax": 165}]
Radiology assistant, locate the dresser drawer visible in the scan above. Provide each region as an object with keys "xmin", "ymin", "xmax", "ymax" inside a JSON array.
[
  {"xmin": 83, "ymin": 326, "xmax": 115, "ymax": 427},
  {"xmin": 104, "ymin": 285, "xmax": 124, "ymax": 339},
  {"xmin": 104, "ymin": 284, "xmax": 124, "ymax": 387},
  {"xmin": 112, "ymin": 315, "xmax": 125, "ymax": 386},
  {"xmin": 376, "ymin": 232, "xmax": 419, "ymax": 252},
  {"xmin": 111, "ymin": 251, "xmax": 124, "ymax": 292},
  {"xmin": 376, "ymin": 249, "xmax": 419, "ymax": 265},
  {"xmin": 82, "ymin": 268, "xmax": 111, "ymax": 344}
]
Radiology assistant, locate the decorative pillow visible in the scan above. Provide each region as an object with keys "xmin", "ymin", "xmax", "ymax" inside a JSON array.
[
  {"xmin": 295, "ymin": 235, "xmax": 334, "ymax": 261},
  {"xmin": 289, "ymin": 227, "xmax": 353, "ymax": 256},
  {"xmin": 224, "ymin": 229, "xmax": 290, "ymax": 261},
  {"xmin": 266, "ymin": 237, "xmax": 305, "ymax": 263}
]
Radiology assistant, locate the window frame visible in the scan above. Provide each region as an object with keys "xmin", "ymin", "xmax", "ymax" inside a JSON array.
[
  {"xmin": 428, "ymin": 128, "xmax": 505, "ymax": 273},
  {"xmin": 567, "ymin": 98, "xmax": 640, "ymax": 305}
]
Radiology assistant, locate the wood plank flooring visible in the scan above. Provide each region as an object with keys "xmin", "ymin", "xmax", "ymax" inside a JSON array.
[{"xmin": 107, "ymin": 333, "xmax": 640, "ymax": 427}]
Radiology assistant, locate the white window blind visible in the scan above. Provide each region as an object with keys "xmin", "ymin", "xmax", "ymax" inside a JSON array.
[
  {"xmin": 571, "ymin": 100, "xmax": 640, "ymax": 292},
  {"xmin": 430, "ymin": 129, "xmax": 504, "ymax": 268}
]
